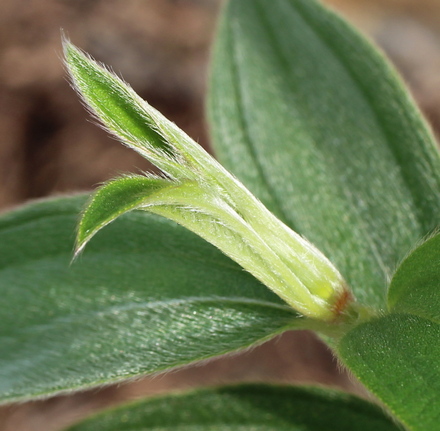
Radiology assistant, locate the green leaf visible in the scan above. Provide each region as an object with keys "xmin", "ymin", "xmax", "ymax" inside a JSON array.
[
  {"xmin": 64, "ymin": 40, "xmax": 253, "ymax": 188},
  {"xmin": 339, "ymin": 313, "xmax": 440, "ymax": 431},
  {"xmin": 208, "ymin": 0, "xmax": 440, "ymax": 311},
  {"xmin": 66, "ymin": 384, "xmax": 402, "ymax": 431},
  {"xmin": 64, "ymin": 41, "xmax": 185, "ymax": 178},
  {"xmin": 388, "ymin": 231, "xmax": 440, "ymax": 322},
  {"xmin": 76, "ymin": 175, "xmax": 172, "ymax": 253},
  {"xmin": 338, "ymin": 229, "xmax": 440, "ymax": 430},
  {"xmin": 66, "ymin": 40, "xmax": 355, "ymax": 322},
  {"xmin": 0, "ymin": 196, "xmax": 301, "ymax": 403}
]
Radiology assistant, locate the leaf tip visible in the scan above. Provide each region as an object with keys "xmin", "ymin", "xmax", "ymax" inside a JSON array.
[
  {"xmin": 61, "ymin": 35, "xmax": 79, "ymax": 68},
  {"xmin": 72, "ymin": 222, "xmax": 93, "ymax": 262}
]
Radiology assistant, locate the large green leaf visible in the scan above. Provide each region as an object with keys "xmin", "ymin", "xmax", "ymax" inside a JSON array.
[
  {"xmin": 208, "ymin": 0, "xmax": 440, "ymax": 311},
  {"xmin": 388, "ymin": 231, "xmax": 440, "ymax": 322},
  {"xmin": 0, "ymin": 196, "xmax": 301, "ymax": 403},
  {"xmin": 339, "ymin": 313, "xmax": 440, "ymax": 431},
  {"xmin": 66, "ymin": 385, "xmax": 402, "ymax": 431}
]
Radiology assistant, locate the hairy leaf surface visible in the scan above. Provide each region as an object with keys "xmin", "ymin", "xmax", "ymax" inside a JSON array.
[
  {"xmin": 0, "ymin": 196, "xmax": 300, "ymax": 403},
  {"xmin": 209, "ymin": 0, "xmax": 440, "ymax": 311},
  {"xmin": 388, "ymin": 231, "xmax": 440, "ymax": 322},
  {"xmin": 339, "ymin": 313, "xmax": 440, "ymax": 431}
]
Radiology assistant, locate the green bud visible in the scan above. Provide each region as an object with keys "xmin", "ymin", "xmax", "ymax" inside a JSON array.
[{"xmin": 65, "ymin": 40, "xmax": 353, "ymax": 322}]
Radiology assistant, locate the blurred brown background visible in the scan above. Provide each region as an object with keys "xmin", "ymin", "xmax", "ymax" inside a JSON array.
[{"xmin": 1, "ymin": 0, "xmax": 440, "ymax": 430}]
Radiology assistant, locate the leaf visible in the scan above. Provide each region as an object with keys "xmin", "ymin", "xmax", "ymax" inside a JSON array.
[
  {"xmin": 66, "ymin": 384, "xmax": 402, "ymax": 431},
  {"xmin": 208, "ymin": 0, "xmax": 440, "ymax": 311},
  {"xmin": 338, "ymin": 313, "xmax": 440, "ymax": 431},
  {"xmin": 65, "ymin": 40, "xmax": 258, "ymax": 190},
  {"xmin": 388, "ymin": 231, "xmax": 440, "ymax": 322},
  {"xmin": 76, "ymin": 175, "xmax": 172, "ymax": 252},
  {"xmin": 0, "ymin": 196, "xmax": 301, "ymax": 403},
  {"xmin": 65, "ymin": 40, "xmax": 354, "ymax": 322},
  {"xmin": 64, "ymin": 41, "xmax": 187, "ymax": 179}
]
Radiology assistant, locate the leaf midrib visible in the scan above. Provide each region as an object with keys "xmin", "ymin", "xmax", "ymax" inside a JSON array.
[
  {"xmin": 290, "ymin": 0, "xmax": 436, "ymax": 233},
  {"xmin": 227, "ymin": 14, "xmax": 294, "ymax": 229}
]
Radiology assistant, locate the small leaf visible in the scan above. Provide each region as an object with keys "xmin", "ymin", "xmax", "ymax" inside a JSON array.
[
  {"xmin": 208, "ymin": 0, "xmax": 440, "ymax": 312},
  {"xmin": 65, "ymin": 39, "xmax": 245, "ymax": 188},
  {"xmin": 388, "ymin": 231, "xmax": 440, "ymax": 322},
  {"xmin": 76, "ymin": 175, "xmax": 172, "ymax": 254},
  {"xmin": 66, "ymin": 384, "xmax": 403, "ymax": 431},
  {"xmin": 64, "ymin": 41, "xmax": 187, "ymax": 179},
  {"xmin": 339, "ymin": 313, "xmax": 440, "ymax": 431},
  {"xmin": 0, "ymin": 196, "xmax": 301, "ymax": 403}
]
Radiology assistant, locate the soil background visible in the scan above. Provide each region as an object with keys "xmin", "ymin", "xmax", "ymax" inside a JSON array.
[{"xmin": 1, "ymin": 1, "xmax": 440, "ymax": 430}]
